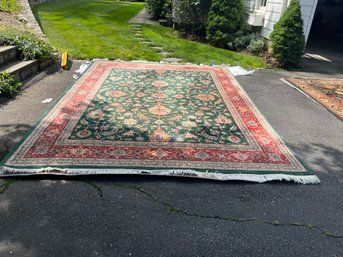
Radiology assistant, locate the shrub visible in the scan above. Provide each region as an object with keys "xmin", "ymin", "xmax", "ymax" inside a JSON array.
[
  {"xmin": 270, "ymin": 0, "xmax": 305, "ymax": 68},
  {"xmin": 248, "ymin": 37, "xmax": 264, "ymax": 54},
  {"xmin": 0, "ymin": 71, "xmax": 22, "ymax": 97},
  {"xmin": 227, "ymin": 32, "xmax": 251, "ymax": 50},
  {"xmin": 173, "ymin": 0, "xmax": 212, "ymax": 36},
  {"xmin": 228, "ymin": 32, "xmax": 259, "ymax": 50},
  {"xmin": 0, "ymin": 26, "xmax": 55, "ymax": 61},
  {"xmin": 227, "ymin": 32, "xmax": 264, "ymax": 54},
  {"xmin": 206, "ymin": 0, "xmax": 247, "ymax": 47},
  {"xmin": 162, "ymin": 0, "xmax": 173, "ymax": 18},
  {"xmin": 146, "ymin": 0, "xmax": 165, "ymax": 19}
]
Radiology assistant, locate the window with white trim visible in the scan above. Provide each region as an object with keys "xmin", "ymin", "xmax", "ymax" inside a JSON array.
[
  {"xmin": 260, "ymin": 0, "xmax": 267, "ymax": 7},
  {"xmin": 256, "ymin": 0, "xmax": 268, "ymax": 10}
]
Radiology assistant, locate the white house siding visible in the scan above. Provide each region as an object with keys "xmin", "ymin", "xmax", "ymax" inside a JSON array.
[
  {"xmin": 259, "ymin": 0, "xmax": 318, "ymax": 41},
  {"xmin": 260, "ymin": 0, "xmax": 288, "ymax": 38},
  {"xmin": 299, "ymin": 0, "xmax": 318, "ymax": 40},
  {"xmin": 245, "ymin": 0, "xmax": 256, "ymax": 11}
]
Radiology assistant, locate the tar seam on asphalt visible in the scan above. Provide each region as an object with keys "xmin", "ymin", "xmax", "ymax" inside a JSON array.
[{"xmin": 84, "ymin": 180, "xmax": 343, "ymax": 239}]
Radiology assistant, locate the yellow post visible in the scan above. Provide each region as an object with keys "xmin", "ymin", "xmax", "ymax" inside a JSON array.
[{"xmin": 61, "ymin": 52, "xmax": 68, "ymax": 70}]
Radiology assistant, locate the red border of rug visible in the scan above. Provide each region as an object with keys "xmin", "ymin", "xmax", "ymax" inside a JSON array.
[{"xmin": 0, "ymin": 61, "xmax": 319, "ymax": 183}]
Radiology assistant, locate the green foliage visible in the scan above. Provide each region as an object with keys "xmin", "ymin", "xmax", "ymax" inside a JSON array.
[
  {"xmin": 162, "ymin": 0, "xmax": 172, "ymax": 18},
  {"xmin": 206, "ymin": 0, "xmax": 247, "ymax": 47},
  {"xmin": 270, "ymin": 0, "xmax": 305, "ymax": 68},
  {"xmin": 146, "ymin": 0, "xmax": 173, "ymax": 19},
  {"xmin": 248, "ymin": 37, "xmax": 264, "ymax": 54},
  {"xmin": 227, "ymin": 32, "xmax": 251, "ymax": 50},
  {"xmin": 0, "ymin": 26, "xmax": 55, "ymax": 61},
  {"xmin": 227, "ymin": 32, "xmax": 264, "ymax": 55},
  {"xmin": 0, "ymin": 0, "xmax": 20, "ymax": 13},
  {"xmin": 0, "ymin": 71, "xmax": 22, "ymax": 97},
  {"xmin": 172, "ymin": 0, "xmax": 212, "ymax": 35},
  {"xmin": 146, "ymin": 0, "xmax": 165, "ymax": 19},
  {"xmin": 228, "ymin": 32, "xmax": 260, "ymax": 50}
]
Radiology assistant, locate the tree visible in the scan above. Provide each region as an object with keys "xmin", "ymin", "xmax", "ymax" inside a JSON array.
[
  {"xmin": 172, "ymin": 0, "xmax": 212, "ymax": 36},
  {"xmin": 270, "ymin": 0, "xmax": 305, "ymax": 68},
  {"xmin": 205, "ymin": 0, "xmax": 246, "ymax": 47},
  {"xmin": 146, "ymin": 0, "xmax": 165, "ymax": 19}
]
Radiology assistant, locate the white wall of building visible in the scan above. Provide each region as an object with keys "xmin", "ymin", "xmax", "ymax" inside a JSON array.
[
  {"xmin": 300, "ymin": 0, "xmax": 318, "ymax": 40},
  {"xmin": 257, "ymin": 0, "xmax": 318, "ymax": 41},
  {"xmin": 260, "ymin": 0, "xmax": 287, "ymax": 38}
]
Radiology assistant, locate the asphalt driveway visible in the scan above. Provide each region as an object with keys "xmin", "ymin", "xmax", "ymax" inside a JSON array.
[{"xmin": 0, "ymin": 62, "xmax": 342, "ymax": 257}]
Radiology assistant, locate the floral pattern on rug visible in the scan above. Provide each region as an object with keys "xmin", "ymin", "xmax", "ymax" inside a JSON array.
[
  {"xmin": 70, "ymin": 68, "xmax": 247, "ymax": 145},
  {"xmin": 0, "ymin": 61, "xmax": 318, "ymax": 183},
  {"xmin": 285, "ymin": 77, "xmax": 343, "ymax": 119}
]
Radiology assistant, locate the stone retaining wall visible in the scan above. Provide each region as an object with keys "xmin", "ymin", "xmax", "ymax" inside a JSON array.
[
  {"xmin": 17, "ymin": 0, "xmax": 56, "ymax": 38},
  {"xmin": 18, "ymin": 0, "xmax": 61, "ymax": 38}
]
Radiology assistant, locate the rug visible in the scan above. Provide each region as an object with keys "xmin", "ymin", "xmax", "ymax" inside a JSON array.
[
  {"xmin": 0, "ymin": 61, "xmax": 319, "ymax": 183},
  {"xmin": 285, "ymin": 77, "xmax": 343, "ymax": 120}
]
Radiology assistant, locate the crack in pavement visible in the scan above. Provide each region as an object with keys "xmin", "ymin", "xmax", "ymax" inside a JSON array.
[
  {"xmin": 0, "ymin": 177, "xmax": 340, "ymax": 242},
  {"xmin": 84, "ymin": 181, "xmax": 343, "ymax": 239},
  {"xmin": 0, "ymin": 179, "xmax": 340, "ymax": 239},
  {"xmin": 0, "ymin": 179, "xmax": 16, "ymax": 194},
  {"xmin": 85, "ymin": 181, "xmax": 116, "ymax": 205}
]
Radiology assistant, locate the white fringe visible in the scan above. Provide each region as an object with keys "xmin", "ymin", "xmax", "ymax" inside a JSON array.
[{"xmin": 0, "ymin": 166, "xmax": 320, "ymax": 184}]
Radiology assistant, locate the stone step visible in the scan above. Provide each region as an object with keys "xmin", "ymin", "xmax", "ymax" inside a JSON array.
[
  {"xmin": 159, "ymin": 51, "xmax": 172, "ymax": 57},
  {"xmin": 0, "ymin": 60, "xmax": 39, "ymax": 81},
  {"xmin": 0, "ymin": 46, "xmax": 19, "ymax": 67},
  {"xmin": 161, "ymin": 58, "xmax": 183, "ymax": 63},
  {"xmin": 150, "ymin": 46, "xmax": 164, "ymax": 51}
]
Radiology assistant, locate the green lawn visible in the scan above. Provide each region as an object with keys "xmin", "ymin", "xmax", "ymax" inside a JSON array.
[
  {"xmin": 34, "ymin": 0, "xmax": 265, "ymax": 68},
  {"xmin": 141, "ymin": 25, "xmax": 265, "ymax": 68},
  {"xmin": 0, "ymin": 0, "xmax": 21, "ymax": 13}
]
